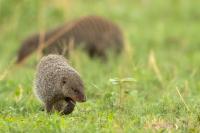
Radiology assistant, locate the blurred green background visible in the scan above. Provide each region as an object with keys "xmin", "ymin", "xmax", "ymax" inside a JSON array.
[{"xmin": 0, "ymin": 0, "xmax": 200, "ymax": 132}]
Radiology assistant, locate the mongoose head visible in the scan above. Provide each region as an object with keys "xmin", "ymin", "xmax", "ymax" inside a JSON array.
[{"xmin": 60, "ymin": 69, "xmax": 86, "ymax": 103}]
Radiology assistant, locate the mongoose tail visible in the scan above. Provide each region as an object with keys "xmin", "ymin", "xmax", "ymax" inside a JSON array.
[
  {"xmin": 16, "ymin": 25, "xmax": 66, "ymax": 64},
  {"xmin": 16, "ymin": 33, "xmax": 40, "ymax": 64}
]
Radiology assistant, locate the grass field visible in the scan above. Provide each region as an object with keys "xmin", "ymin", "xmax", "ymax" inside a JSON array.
[{"xmin": 0, "ymin": 0, "xmax": 200, "ymax": 132}]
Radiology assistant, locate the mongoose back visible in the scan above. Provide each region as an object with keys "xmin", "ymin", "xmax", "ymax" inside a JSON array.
[
  {"xmin": 16, "ymin": 15, "xmax": 124, "ymax": 63},
  {"xmin": 35, "ymin": 54, "xmax": 86, "ymax": 114}
]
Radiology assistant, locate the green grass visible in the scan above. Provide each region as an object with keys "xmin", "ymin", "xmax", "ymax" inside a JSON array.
[{"xmin": 0, "ymin": 0, "xmax": 200, "ymax": 132}]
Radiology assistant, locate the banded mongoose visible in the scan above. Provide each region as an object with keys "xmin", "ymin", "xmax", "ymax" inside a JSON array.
[
  {"xmin": 16, "ymin": 15, "xmax": 124, "ymax": 63},
  {"xmin": 34, "ymin": 54, "xmax": 86, "ymax": 114}
]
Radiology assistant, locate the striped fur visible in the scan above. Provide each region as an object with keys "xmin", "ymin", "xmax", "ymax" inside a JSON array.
[{"xmin": 16, "ymin": 16, "xmax": 124, "ymax": 63}]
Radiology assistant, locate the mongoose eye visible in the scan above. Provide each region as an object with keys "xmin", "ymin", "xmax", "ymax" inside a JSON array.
[
  {"xmin": 72, "ymin": 88, "xmax": 79, "ymax": 94},
  {"xmin": 62, "ymin": 80, "xmax": 66, "ymax": 84}
]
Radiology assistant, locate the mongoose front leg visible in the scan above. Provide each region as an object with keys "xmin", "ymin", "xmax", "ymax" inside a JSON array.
[
  {"xmin": 61, "ymin": 98, "xmax": 76, "ymax": 115},
  {"xmin": 45, "ymin": 102, "xmax": 53, "ymax": 113}
]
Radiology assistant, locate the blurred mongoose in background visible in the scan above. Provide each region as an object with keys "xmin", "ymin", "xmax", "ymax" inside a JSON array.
[
  {"xmin": 16, "ymin": 15, "xmax": 124, "ymax": 63},
  {"xmin": 34, "ymin": 54, "xmax": 86, "ymax": 115}
]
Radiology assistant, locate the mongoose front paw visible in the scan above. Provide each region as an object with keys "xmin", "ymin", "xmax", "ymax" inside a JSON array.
[{"xmin": 61, "ymin": 98, "xmax": 76, "ymax": 115}]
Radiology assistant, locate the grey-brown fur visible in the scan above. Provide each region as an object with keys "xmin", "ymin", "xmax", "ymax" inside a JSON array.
[
  {"xmin": 35, "ymin": 54, "xmax": 86, "ymax": 114},
  {"xmin": 16, "ymin": 15, "xmax": 124, "ymax": 63}
]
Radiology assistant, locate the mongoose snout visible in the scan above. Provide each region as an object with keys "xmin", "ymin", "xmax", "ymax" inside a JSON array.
[{"xmin": 35, "ymin": 54, "xmax": 86, "ymax": 114}]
